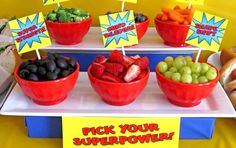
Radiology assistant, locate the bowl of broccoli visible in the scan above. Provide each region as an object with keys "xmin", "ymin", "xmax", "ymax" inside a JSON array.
[{"xmin": 45, "ymin": 7, "xmax": 92, "ymax": 45}]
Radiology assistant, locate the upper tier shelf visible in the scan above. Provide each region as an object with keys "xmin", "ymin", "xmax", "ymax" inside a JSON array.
[{"xmin": 40, "ymin": 27, "xmax": 200, "ymax": 53}]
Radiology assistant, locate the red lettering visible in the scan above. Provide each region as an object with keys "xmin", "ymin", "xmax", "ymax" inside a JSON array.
[
  {"xmin": 138, "ymin": 124, "xmax": 149, "ymax": 132},
  {"xmin": 127, "ymin": 136, "xmax": 138, "ymax": 144},
  {"xmin": 168, "ymin": 132, "xmax": 175, "ymax": 140},
  {"xmin": 119, "ymin": 125, "xmax": 128, "ymax": 134},
  {"xmin": 108, "ymin": 136, "xmax": 119, "ymax": 145},
  {"xmin": 91, "ymin": 138, "xmax": 99, "ymax": 145},
  {"xmin": 100, "ymin": 137, "xmax": 109, "ymax": 145},
  {"xmin": 159, "ymin": 133, "xmax": 168, "ymax": 141},
  {"xmin": 127, "ymin": 124, "xmax": 138, "ymax": 133},
  {"xmin": 82, "ymin": 127, "xmax": 92, "ymax": 135},
  {"xmin": 149, "ymin": 123, "xmax": 159, "ymax": 132},
  {"xmin": 151, "ymin": 134, "xmax": 159, "ymax": 142},
  {"xmin": 137, "ymin": 134, "xmax": 151, "ymax": 143},
  {"xmin": 119, "ymin": 136, "xmax": 127, "ymax": 145},
  {"xmin": 104, "ymin": 126, "xmax": 115, "ymax": 135},
  {"xmin": 73, "ymin": 138, "xmax": 81, "ymax": 145}
]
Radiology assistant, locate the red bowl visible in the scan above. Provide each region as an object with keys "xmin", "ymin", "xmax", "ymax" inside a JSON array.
[
  {"xmin": 15, "ymin": 61, "xmax": 80, "ymax": 106},
  {"xmin": 45, "ymin": 16, "xmax": 92, "ymax": 45},
  {"xmin": 88, "ymin": 66, "xmax": 150, "ymax": 106},
  {"xmin": 155, "ymin": 62, "xmax": 220, "ymax": 107},
  {"xmin": 154, "ymin": 18, "xmax": 190, "ymax": 47},
  {"xmin": 136, "ymin": 16, "xmax": 150, "ymax": 40}
]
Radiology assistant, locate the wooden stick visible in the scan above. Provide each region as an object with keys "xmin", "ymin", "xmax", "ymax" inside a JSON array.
[
  {"xmin": 121, "ymin": 0, "xmax": 125, "ymax": 11},
  {"xmin": 57, "ymin": 2, "xmax": 60, "ymax": 8},
  {"xmin": 188, "ymin": 3, "xmax": 192, "ymax": 9},
  {"xmin": 121, "ymin": 46, "xmax": 126, "ymax": 56},
  {"xmin": 195, "ymin": 48, "xmax": 202, "ymax": 63},
  {"xmin": 35, "ymin": 49, "xmax": 41, "ymax": 60}
]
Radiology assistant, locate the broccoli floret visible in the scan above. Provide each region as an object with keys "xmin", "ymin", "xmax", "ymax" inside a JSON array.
[
  {"xmin": 47, "ymin": 12, "xmax": 57, "ymax": 22},
  {"xmin": 74, "ymin": 16, "xmax": 84, "ymax": 22},
  {"xmin": 72, "ymin": 8, "xmax": 81, "ymax": 15},
  {"xmin": 57, "ymin": 12, "xmax": 70, "ymax": 22}
]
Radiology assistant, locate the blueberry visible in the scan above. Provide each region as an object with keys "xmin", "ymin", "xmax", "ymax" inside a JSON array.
[
  {"xmin": 19, "ymin": 69, "xmax": 30, "ymax": 78},
  {"xmin": 140, "ymin": 16, "xmax": 146, "ymax": 22},
  {"xmin": 26, "ymin": 64, "xmax": 38, "ymax": 73},
  {"xmin": 47, "ymin": 55, "xmax": 55, "ymax": 61},
  {"xmin": 54, "ymin": 68, "xmax": 61, "ymax": 75},
  {"xmin": 19, "ymin": 62, "xmax": 30, "ymax": 70},
  {"xmin": 56, "ymin": 58, "xmax": 68, "ymax": 69},
  {"xmin": 46, "ymin": 72, "xmax": 58, "ymax": 80},
  {"xmin": 68, "ymin": 58, "xmax": 76, "ymax": 68},
  {"xmin": 68, "ymin": 67, "xmax": 75, "ymax": 73},
  {"xmin": 60, "ymin": 70, "xmax": 70, "ymax": 78},
  {"xmin": 28, "ymin": 73, "xmax": 39, "ymax": 81},
  {"xmin": 45, "ymin": 60, "xmax": 56, "ymax": 72},
  {"xmin": 38, "ymin": 67, "xmax": 47, "ymax": 76},
  {"xmin": 52, "ymin": 53, "xmax": 64, "ymax": 59}
]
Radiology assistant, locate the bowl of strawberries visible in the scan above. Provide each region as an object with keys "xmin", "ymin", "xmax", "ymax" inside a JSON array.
[{"xmin": 88, "ymin": 50, "xmax": 150, "ymax": 106}]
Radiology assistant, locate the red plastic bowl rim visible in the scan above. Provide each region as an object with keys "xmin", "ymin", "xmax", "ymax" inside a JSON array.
[
  {"xmin": 135, "ymin": 16, "xmax": 150, "ymax": 25},
  {"xmin": 154, "ymin": 17, "xmax": 190, "ymax": 27},
  {"xmin": 88, "ymin": 65, "xmax": 150, "ymax": 85},
  {"xmin": 156, "ymin": 62, "xmax": 220, "ymax": 87},
  {"xmin": 15, "ymin": 59, "xmax": 80, "ymax": 84},
  {"xmin": 45, "ymin": 15, "xmax": 92, "ymax": 25}
]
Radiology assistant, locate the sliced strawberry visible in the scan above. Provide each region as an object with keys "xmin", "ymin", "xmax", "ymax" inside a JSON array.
[
  {"xmin": 101, "ymin": 72, "xmax": 122, "ymax": 83},
  {"xmin": 90, "ymin": 63, "xmax": 105, "ymax": 78},
  {"xmin": 124, "ymin": 65, "xmax": 141, "ymax": 82},
  {"xmin": 94, "ymin": 55, "xmax": 107, "ymax": 64},
  {"xmin": 122, "ymin": 56, "xmax": 135, "ymax": 68},
  {"xmin": 136, "ymin": 70, "xmax": 148, "ymax": 80},
  {"xmin": 131, "ymin": 55, "xmax": 141, "ymax": 60},
  {"xmin": 134, "ymin": 57, "xmax": 149, "ymax": 70},
  {"xmin": 108, "ymin": 50, "xmax": 124, "ymax": 63},
  {"xmin": 104, "ymin": 62, "xmax": 124, "ymax": 76}
]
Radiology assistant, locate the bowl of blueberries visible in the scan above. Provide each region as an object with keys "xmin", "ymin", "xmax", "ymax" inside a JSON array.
[
  {"xmin": 106, "ymin": 11, "xmax": 150, "ymax": 41},
  {"xmin": 15, "ymin": 53, "xmax": 80, "ymax": 105}
]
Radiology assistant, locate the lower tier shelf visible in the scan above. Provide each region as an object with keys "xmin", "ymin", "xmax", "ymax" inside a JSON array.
[{"xmin": 0, "ymin": 73, "xmax": 235, "ymax": 117}]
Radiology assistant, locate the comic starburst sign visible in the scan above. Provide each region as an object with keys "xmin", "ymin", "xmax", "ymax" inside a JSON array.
[
  {"xmin": 99, "ymin": 10, "xmax": 138, "ymax": 49},
  {"xmin": 186, "ymin": 10, "xmax": 228, "ymax": 52},
  {"xmin": 9, "ymin": 12, "xmax": 51, "ymax": 54}
]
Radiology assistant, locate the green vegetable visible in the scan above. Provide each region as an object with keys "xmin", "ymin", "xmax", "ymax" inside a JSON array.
[{"xmin": 46, "ymin": 6, "xmax": 90, "ymax": 23}]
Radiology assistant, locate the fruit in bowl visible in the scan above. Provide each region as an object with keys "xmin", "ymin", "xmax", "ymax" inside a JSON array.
[
  {"xmin": 106, "ymin": 11, "xmax": 150, "ymax": 40},
  {"xmin": 15, "ymin": 53, "xmax": 80, "ymax": 105},
  {"xmin": 156, "ymin": 56, "xmax": 220, "ymax": 107},
  {"xmin": 45, "ymin": 7, "xmax": 92, "ymax": 45},
  {"xmin": 88, "ymin": 50, "xmax": 150, "ymax": 106},
  {"xmin": 154, "ymin": 5, "xmax": 194, "ymax": 47}
]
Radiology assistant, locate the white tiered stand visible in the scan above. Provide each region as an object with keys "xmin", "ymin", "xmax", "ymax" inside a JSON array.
[{"xmin": 0, "ymin": 27, "xmax": 235, "ymax": 118}]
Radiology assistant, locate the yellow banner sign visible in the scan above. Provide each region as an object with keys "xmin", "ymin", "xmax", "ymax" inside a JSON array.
[
  {"xmin": 99, "ymin": 10, "xmax": 138, "ymax": 49},
  {"xmin": 185, "ymin": 10, "xmax": 228, "ymax": 52},
  {"xmin": 176, "ymin": 0, "xmax": 204, "ymax": 5},
  {"xmin": 63, "ymin": 117, "xmax": 180, "ymax": 148},
  {"xmin": 9, "ymin": 12, "xmax": 52, "ymax": 54},
  {"xmin": 118, "ymin": 0, "xmax": 137, "ymax": 3},
  {"xmin": 43, "ymin": 0, "xmax": 69, "ymax": 5}
]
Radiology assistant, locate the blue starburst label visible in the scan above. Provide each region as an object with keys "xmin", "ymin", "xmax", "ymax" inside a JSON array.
[
  {"xmin": 9, "ymin": 12, "xmax": 52, "ymax": 54},
  {"xmin": 43, "ymin": 0, "xmax": 69, "ymax": 5},
  {"xmin": 186, "ymin": 10, "xmax": 228, "ymax": 52},
  {"xmin": 99, "ymin": 10, "xmax": 138, "ymax": 49}
]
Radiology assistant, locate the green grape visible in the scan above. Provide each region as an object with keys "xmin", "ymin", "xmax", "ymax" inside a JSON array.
[
  {"xmin": 187, "ymin": 61, "xmax": 194, "ymax": 67},
  {"xmin": 180, "ymin": 66, "xmax": 192, "ymax": 75},
  {"xmin": 164, "ymin": 71, "xmax": 173, "ymax": 79},
  {"xmin": 191, "ymin": 73, "xmax": 199, "ymax": 80},
  {"xmin": 157, "ymin": 61, "xmax": 168, "ymax": 73},
  {"xmin": 175, "ymin": 56, "xmax": 184, "ymax": 61},
  {"xmin": 169, "ymin": 67, "xmax": 178, "ymax": 73},
  {"xmin": 181, "ymin": 74, "xmax": 192, "ymax": 84},
  {"xmin": 191, "ymin": 62, "xmax": 201, "ymax": 73},
  {"xmin": 201, "ymin": 63, "xmax": 210, "ymax": 74},
  {"xmin": 173, "ymin": 59, "xmax": 185, "ymax": 69},
  {"xmin": 164, "ymin": 56, "xmax": 174, "ymax": 63},
  {"xmin": 164, "ymin": 56, "xmax": 174, "ymax": 67},
  {"xmin": 198, "ymin": 76, "xmax": 208, "ymax": 83},
  {"xmin": 185, "ymin": 56, "xmax": 192, "ymax": 62},
  {"xmin": 192, "ymin": 78, "xmax": 199, "ymax": 84},
  {"xmin": 206, "ymin": 68, "xmax": 217, "ymax": 80},
  {"xmin": 171, "ymin": 72, "xmax": 181, "ymax": 82}
]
